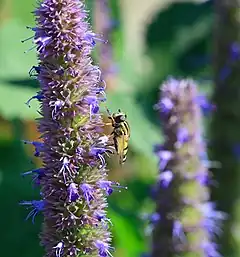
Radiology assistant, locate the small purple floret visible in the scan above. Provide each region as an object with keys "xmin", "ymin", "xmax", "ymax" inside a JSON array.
[
  {"xmin": 19, "ymin": 200, "xmax": 44, "ymax": 223},
  {"xmin": 80, "ymin": 183, "xmax": 95, "ymax": 205},
  {"xmin": 68, "ymin": 183, "xmax": 80, "ymax": 202},
  {"xmin": 97, "ymin": 180, "xmax": 127, "ymax": 195},
  {"xmin": 53, "ymin": 242, "xmax": 64, "ymax": 257},
  {"xmin": 158, "ymin": 170, "xmax": 173, "ymax": 188},
  {"xmin": 157, "ymin": 150, "xmax": 173, "ymax": 171},
  {"xmin": 22, "ymin": 140, "xmax": 44, "ymax": 157},
  {"xmin": 94, "ymin": 240, "xmax": 113, "ymax": 257}
]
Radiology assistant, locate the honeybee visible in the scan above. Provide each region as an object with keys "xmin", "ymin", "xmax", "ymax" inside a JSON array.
[{"xmin": 106, "ymin": 108, "xmax": 130, "ymax": 165}]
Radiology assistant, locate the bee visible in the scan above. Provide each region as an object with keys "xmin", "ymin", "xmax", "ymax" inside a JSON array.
[{"xmin": 106, "ymin": 108, "xmax": 130, "ymax": 165}]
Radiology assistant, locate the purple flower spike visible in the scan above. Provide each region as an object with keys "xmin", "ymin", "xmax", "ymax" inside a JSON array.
[
  {"xmin": 151, "ymin": 79, "xmax": 224, "ymax": 257},
  {"xmin": 20, "ymin": 0, "xmax": 119, "ymax": 256}
]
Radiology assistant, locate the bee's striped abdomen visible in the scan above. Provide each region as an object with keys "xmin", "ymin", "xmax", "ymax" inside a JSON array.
[{"xmin": 121, "ymin": 144, "xmax": 129, "ymax": 164}]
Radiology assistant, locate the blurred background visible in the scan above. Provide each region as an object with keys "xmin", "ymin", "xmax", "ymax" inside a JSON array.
[{"xmin": 1, "ymin": 0, "xmax": 239, "ymax": 257}]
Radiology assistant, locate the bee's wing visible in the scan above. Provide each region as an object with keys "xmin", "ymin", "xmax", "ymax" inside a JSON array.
[{"xmin": 118, "ymin": 134, "xmax": 130, "ymax": 164}]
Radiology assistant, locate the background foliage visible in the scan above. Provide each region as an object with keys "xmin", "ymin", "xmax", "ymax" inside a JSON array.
[{"xmin": 1, "ymin": 0, "xmax": 234, "ymax": 257}]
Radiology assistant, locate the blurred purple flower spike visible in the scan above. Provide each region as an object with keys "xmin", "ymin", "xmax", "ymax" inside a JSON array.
[{"xmin": 150, "ymin": 78, "xmax": 225, "ymax": 257}]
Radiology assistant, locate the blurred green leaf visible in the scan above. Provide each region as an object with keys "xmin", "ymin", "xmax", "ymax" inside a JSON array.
[
  {"xmin": 0, "ymin": 83, "xmax": 39, "ymax": 119},
  {"xmin": 0, "ymin": 120, "xmax": 42, "ymax": 257},
  {"xmin": 0, "ymin": 19, "xmax": 37, "ymax": 80},
  {"xmin": 0, "ymin": 19, "xmax": 39, "ymax": 119},
  {"xmin": 172, "ymin": 14, "xmax": 213, "ymax": 57},
  {"xmin": 110, "ymin": 209, "xmax": 146, "ymax": 257},
  {"xmin": 12, "ymin": 0, "xmax": 35, "ymax": 24}
]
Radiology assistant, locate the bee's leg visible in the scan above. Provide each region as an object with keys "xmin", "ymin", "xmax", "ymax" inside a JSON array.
[
  {"xmin": 105, "ymin": 122, "xmax": 113, "ymax": 126},
  {"xmin": 105, "ymin": 107, "xmax": 112, "ymax": 116}
]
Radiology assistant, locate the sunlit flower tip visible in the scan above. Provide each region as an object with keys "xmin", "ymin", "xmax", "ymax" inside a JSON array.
[
  {"xmin": 25, "ymin": 92, "xmax": 43, "ymax": 107},
  {"xmin": 80, "ymin": 183, "xmax": 95, "ymax": 205},
  {"xmin": 172, "ymin": 220, "xmax": 185, "ymax": 242},
  {"xmin": 19, "ymin": 200, "xmax": 44, "ymax": 223},
  {"xmin": 98, "ymin": 135, "xmax": 109, "ymax": 145},
  {"xmin": 196, "ymin": 95, "xmax": 216, "ymax": 115},
  {"xmin": 154, "ymin": 97, "xmax": 174, "ymax": 114},
  {"xmin": 176, "ymin": 127, "xmax": 189, "ymax": 145},
  {"xmin": 94, "ymin": 240, "xmax": 114, "ymax": 257},
  {"xmin": 22, "ymin": 140, "xmax": 44, "ymax": 157},
  {"xmin": 158, "ymin": 170, "xmax": 173, "ymax": 188},
  {"xmin": 158, "ymin": 150, "xmax": 173, "ymax": 171},
  {"xmin": 53, "ymin": 242, "xmax": 64, "ymax": 257},
  {"xmin": 68, "ymin": 182, "xmax": 80, "ymax": 202},
  {"xmin": 97, "ymin": 180, "xmax": 127, "ymax": 195},
  {"xmin": 201, "ymin": 242, "xmax": 221, "ymax": 257},
  {"xmin": 149, "ymin": 213, "xmax": 161, "ymax": 224}
]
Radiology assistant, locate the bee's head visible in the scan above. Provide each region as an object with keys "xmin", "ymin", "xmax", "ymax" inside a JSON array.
[{"xmin": 113, "ymin": 109, "xmax": 127, "ymax": 123}]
